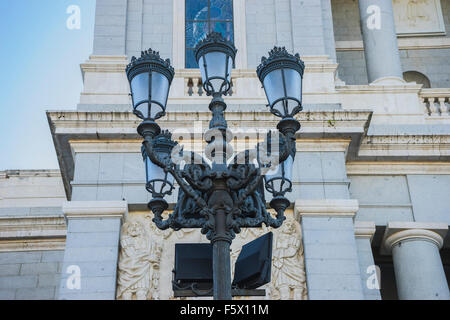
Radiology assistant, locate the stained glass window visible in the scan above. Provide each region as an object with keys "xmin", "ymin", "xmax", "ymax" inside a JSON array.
[{"xmin": 185, "ymin": 0, "xmax": 234, "ymax": 68}]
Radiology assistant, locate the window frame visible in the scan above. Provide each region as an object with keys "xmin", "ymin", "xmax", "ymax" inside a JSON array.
[
  {"xmin": 185, "ymin": 0, "xmax": 235, "ymax": 69},
  {"xmin": 172, "ymin": 0, "xmax": 247, "ymax": 70}
]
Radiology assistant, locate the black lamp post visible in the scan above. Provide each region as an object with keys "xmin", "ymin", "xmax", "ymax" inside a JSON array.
[{"xmin": 126, "ymin": 33, "xmax": 304, "ymax": 300}]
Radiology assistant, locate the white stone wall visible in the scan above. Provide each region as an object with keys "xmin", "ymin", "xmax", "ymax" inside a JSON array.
[
  {"xmin": 333, "ymin": 0, "xmax": 450, "ymax": 86},
  {"xmin": 0, "ymin": 250, "xmax": 64, "ymax": 300}
]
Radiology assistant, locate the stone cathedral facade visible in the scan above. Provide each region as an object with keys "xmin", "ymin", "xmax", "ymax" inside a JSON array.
[{"xmin": 1, "ymin": 0, "xmax": 450, "ymax": 300}]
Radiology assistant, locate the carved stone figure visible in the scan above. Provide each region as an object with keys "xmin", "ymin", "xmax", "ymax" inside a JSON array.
[
  {"xmin": 117, "ymin": 220, "xmax": 163, "ymax": 300},
  {"xmin": 271, "ymin": 218, "xmax": 307, "ymax": 300},
  {"xmin": 407, "ymin": 0, "xmax": 430, "ymax": 25}
]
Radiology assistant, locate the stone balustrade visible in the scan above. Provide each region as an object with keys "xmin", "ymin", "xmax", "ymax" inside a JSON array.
[
  {"xmin": 420, "ymin": 89, "xmax": 450, "ymax": 117},
  {"xmin": 175, "ymin": 69, "xmax": 247, "ymax": 97}
]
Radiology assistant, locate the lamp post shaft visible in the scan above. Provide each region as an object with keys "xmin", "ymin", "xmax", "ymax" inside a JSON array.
[
  {"xmin": 212, "ymin": 222, "xmax": 232, "ymax": 300},
  {"xmin": 208, "ymin": 185, "xmax": 234, "ymax": 300}
]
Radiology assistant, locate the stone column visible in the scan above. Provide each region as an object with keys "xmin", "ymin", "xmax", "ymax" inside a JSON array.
[
  {"xmin": 58, "ymin": 201, "xmax": 128, "ymax": 300},
  {"xmin": 383, "ymin": 222, "xmax": 449, "ymax": 300},
  {"xmin": 295, "ymin": 199, "xmax": 365, "ymax": 300},
  {"xmin": 358, "ymin": 0, "xmax": 403, "ymax": 84},
  {"xmin": 355, "ymin": 221, "xmax": 381, "ymax": 300}
]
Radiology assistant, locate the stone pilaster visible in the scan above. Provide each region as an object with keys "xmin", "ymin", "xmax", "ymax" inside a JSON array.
[
  {"xmin": 285, "ymin": 0, "xmax": 335, "ymax": 60},
  {"xmin": 93, "ymin": 0, "xmax": 128, "ymax": 55},
  {"xmin": 382, "ymin": 222, "xmax": 450, "ymax": 300},
  {"xmin": 354, "ymin": 221, "xmax": 381, "ymax": 300},
  {"xmin": 58, "ymin": 201, "xmax": 127, "ymax": 300},
  {"xmin": 295, "ymin": 199, "xmax": 365, "ymax": 300},
  {"xmin": 358, "ymin": 0, "xmax": 404, "ymax": 84}
]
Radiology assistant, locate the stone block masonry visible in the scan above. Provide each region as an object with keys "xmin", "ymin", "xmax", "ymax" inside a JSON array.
[
  {"xmin": 0, "ymin": 250, "xmax": 64, "ymax": 300},
  {"xmin": 58, "ymin": 201, "xmax": 127, "ymax": 300}
]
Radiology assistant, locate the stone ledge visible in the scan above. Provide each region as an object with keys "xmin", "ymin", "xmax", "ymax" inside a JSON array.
[
  {"xmin": 62, "ymin": 201, "xmax": 128, "ymax": 221},
  {"xmin": 294, "ymin": 199, "xmax": 359, "ymax": 219},
  {"xmin": 0, "ymin": 239, "xmax": 66, "ymax": 252},
  {"xmin": 336, "ymin": 38, "xmax": 450, "ymax": 51},
  {"xmin": 0, "ymin": 216, "xmax": 66, "ymax": 240},
  {"xmin": 48, "ymin": 110, "xmax": 372, "ymax": 200},
  {"xmin": 347, "ymin": 161, "xmax": 450, "ymax": 175},
  {"xmin": 354, "ymin": 221, "xmax": 376, "ymax": 241}
]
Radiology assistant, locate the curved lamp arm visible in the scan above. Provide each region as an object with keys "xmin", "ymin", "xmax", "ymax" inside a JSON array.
[{"xmin": 143, "ymin": 136, "xmax": 207, "ymax": 209}]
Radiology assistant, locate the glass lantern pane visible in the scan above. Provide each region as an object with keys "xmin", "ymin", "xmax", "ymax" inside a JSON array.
[
  {"xmin": 210, "ymin": 0, "xmax": 233, "ymax": 20},
  {"xmin": 204, "ymin": 51, "xmax": 227, "ymax": 92},
  {"xmin": 135, "ymin": 102, "xmax": 149, "ymax": 119},
  {"xmin": 149, "ymin": 104, "xmax": 164, "ymax": 119},
  {"xmin": 226, "ymin": 56, "xmax": 233, "ymax": 83},
  {"xmin": 266, "ymin": 155, "xmax": 294, "ymax": 181},
  {"xmin": 198, "ymin": 56, "xmax": 207, "ymax": 84},
  {"xmin": 283, "ymin": 155, "xmax": 294, "ymax": 182},
  {"xmin": 150, "ymin": 72, "xmax": 169, "ymax": 108},
  {"xmin": 131, "ymin": 72, "xmax": 149, "ymax": 105},
  {"xmin": 145, "ymin": 157, "xmax": 174, "ymax": 194},
  {"xmin": 284, "ymin": 69, "xmax": 301, "ymax": 101},
  {"xmin": 263, "ymin": 69, "xmax": 284, "ymax": 113},
  {"xmin": 145, "ymin": 157, "xmax": 166, "ymax": 183},
  {"xmin": 286, "ymin": 99, "xmax": 299, "ymax": 116},
  {"xmin": 153, "ymin": 176, "xmax": 174, "ymax": 194},
  {"xmin": 186, "ymin": 0, "xmax": 208, "ymax": 20},
  {"xmin": 284, "ymin": 69, "xmax": 302, "ymax": 115},
  {"xmin": 265, "ymin": 161, "xmax": 282, "ymax": 181}
]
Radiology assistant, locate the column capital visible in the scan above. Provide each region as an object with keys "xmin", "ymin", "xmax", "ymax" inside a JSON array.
[
  {"xmin": 382, "ymin": 222, "xmax": 448, "ymax": 254},
  {"xmin": 294, "ymin": 199, "xmax": 359, "ymax": 219},
  {"xmin": 354, "ymin": 221, "xmax": 376, "ymax": 242},
  {"xmin": 62, "ymin": 201, "xmax": 128, "ymax": 222}
]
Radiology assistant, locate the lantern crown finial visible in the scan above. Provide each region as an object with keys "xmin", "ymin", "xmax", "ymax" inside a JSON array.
[
  {"xmin": 256, "ymin": 46, "xmax": 305, "ymax": 83},
  {"xmin": 126, "ymin": 48, "xmax": 175, "ymax": 84},
  {"xmin": 141, "ymin": 130, "xmax": 177, "ymax": 160},
  {"xmin": 194, "ymin": 31, "xmax": 237, "ymax": 65}
]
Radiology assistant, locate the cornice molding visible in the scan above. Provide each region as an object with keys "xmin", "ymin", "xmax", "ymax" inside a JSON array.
[
  {"xmin": 0, "ymin": 216, "xmax": 66, "ymax": 240},
  {"xmin": 80, "ymin": 55, "xmax": 128, "ymax": 75},
  {"xmin": 0, "ymin": 170, "xmax": 62, "ymax": 179},
  {"xmin": 296, "ymin": 139, "xmax": 351, "ymax": 153},
  {"xmin": 68, "ymin": 138, "xmax": 352, "ymax": 154},
  {"xmin": 354, "ymin": 221, "xmax": 376, "ymax": 242},
  {"xmin": 347, "ymin": 161, "xmax": 450, "ymax": 175},
  {"xmin": 294, "ymin": 199, "xmax": 359, "ymax": 218},
  {"xmin": 336, "ymin": 38, "xmax": 450, "ymax": 51},
  {"xmin": 62, "ymin": 201, "xmax": 128, "ymax": 221},
  {"xmin": 336, "ymin": 83, "xmax": 422, "ymax": 94},
  {"xmin": 0, "ymin": 239, "xmax": 65, "ymax": 252},
  {"xmin": 358, "ymin": 135, "xmax": 450, "ymax": 159}
]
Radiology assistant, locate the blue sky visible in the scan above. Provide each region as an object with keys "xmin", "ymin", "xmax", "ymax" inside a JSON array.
[{"xmin": 0, "ymin": 0, "xmax": 96, "ymax": 170}]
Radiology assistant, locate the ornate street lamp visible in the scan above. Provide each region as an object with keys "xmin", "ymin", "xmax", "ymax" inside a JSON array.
[
  {"xmin": 126, "ymin": 34, "xmax": 304, "ymax": 300},
  {"xmin": 195, "ymin": 31, "xmax": 237, "ymax": 97},
  {"xmin": 257, "ymin": 46, "xmax": 305, "ymax": 119},
  {"xmin": 127, "ymin": 49, "xmax": 175, "ymax": 122}
]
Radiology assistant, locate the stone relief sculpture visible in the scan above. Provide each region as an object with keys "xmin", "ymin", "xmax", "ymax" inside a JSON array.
[
  {"xmin": 117, "ymin": 214, "xmax": 307, "ymax": 300},
  {"xmin": 393, "ymin": 0, "xmax": 444, "ymax": 35},
  {"xmin": 270, "ymin": 218, "xmax": 307, "ymax": 300},
  {"xmin": 116, "ymin": 219, "xmax": 163, "ymax": 300}
]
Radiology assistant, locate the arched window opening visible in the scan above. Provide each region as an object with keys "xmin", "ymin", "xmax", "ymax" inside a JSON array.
[{"xmin": 403, "ymin": 71, "xmax": 431, "ymax": 88}]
